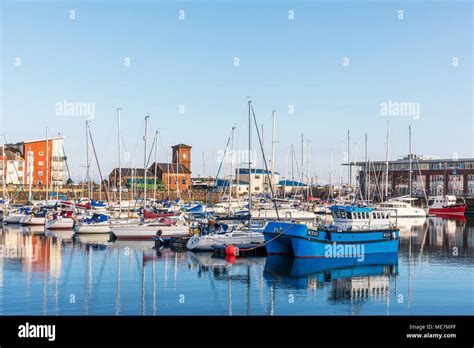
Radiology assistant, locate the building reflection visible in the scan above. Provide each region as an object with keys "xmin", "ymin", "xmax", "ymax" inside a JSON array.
[{"xmin": 0, "ymin": 225, "xmax": 65, "ymax": 278}]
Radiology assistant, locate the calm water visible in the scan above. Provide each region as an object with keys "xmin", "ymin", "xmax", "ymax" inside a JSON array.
[{"xmin": 0, "ymin": 217, "xmax": 473, "ymax": 315}]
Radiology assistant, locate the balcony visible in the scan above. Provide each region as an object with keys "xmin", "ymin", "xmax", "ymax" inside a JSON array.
[{"xmin": 52, "ymin": 156, "xmax": 67, "ymax": 162}]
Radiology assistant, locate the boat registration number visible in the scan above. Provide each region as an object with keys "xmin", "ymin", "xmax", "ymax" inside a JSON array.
[
  {"xmin": 383, "ymin": 232, "xmax": 392, "ymax": 238},
  {"xmin": 307, "ymin": 230, "xmax": 319, "ymax": 237}
]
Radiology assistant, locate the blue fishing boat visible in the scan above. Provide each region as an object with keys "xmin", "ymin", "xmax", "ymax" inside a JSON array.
[{"xmin": 263, "ymin": 205, "xmax": 399, "ymax": 258}]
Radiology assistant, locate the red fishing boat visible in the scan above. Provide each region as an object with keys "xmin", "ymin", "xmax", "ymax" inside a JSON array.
[{"xmin": 427, "ymin": 195, "xmax": 466, "ymax": 216}]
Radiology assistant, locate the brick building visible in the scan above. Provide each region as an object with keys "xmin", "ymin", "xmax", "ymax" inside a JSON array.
[
  {"xmin": 108, "ymin": 144, "xmax": 192, "ymax": 192},
  {"xmin": 0, "ymin": 137, "xmax": 66, "ymax": 188}
]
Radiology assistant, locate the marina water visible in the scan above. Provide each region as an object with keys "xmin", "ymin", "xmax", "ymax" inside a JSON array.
[{"xmin": 0, "ymin": 216, "xmax": 472, "ymax": 315}]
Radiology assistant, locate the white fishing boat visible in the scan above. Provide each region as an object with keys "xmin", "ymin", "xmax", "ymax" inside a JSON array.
[{"xmin": 378, "ymin": 197, "xmax": 427, "ymax": 218}]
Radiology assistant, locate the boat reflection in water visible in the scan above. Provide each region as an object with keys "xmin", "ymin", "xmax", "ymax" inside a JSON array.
[{"xmin": 264, "ymin": 253, "xmax": 398, "ymax": 296}]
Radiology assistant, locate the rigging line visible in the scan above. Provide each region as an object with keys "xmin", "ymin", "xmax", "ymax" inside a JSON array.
[
  {"xmin": 250, "ymin": 104, "xmax": 280, "ymax": 220},
  {"xmin": 146, "ymin": 136, "xmax": 157, "ymax": 168},
  {"xmin": 207, "ymin": 129, "xmax": 232, "ymax": 206},
  {"xmin": 61, "ymin": 142, "xmax": 76, "ymax": 200},
  {"xmin": 89, "ymin": 128, "xmax": 110, "ymax": 203},
  {"xmin": 130, "ymin": 120, "xmax": 145, "ymax": 161}
]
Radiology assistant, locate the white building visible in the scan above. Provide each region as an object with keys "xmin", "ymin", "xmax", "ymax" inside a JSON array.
[{"xmin": 236, "ymin": 168, "xmax": 279, "ymax": 194}]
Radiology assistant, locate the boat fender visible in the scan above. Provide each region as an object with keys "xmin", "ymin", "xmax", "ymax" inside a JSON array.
[
  {"xmin": 391, "ymin": 231, "xmax": 396, "ymax": 240},
  {"xmin": 326, "ymin": 231, "xmax": 332, "ymax": 241}
]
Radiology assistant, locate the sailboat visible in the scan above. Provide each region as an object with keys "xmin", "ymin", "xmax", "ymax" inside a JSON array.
[
  {"xmin": 378, "ymin": 125, "xmax": 427, "ymax": 219},
  {"xmin": 186, "ymin": 100, "xmax": 266, "ymax": 251},
  {"xmin": 110, "ymin": 115, "xmax": 192, "ymax": 240}
]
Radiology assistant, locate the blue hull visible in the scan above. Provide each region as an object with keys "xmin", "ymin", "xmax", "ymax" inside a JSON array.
[{"xmin": 264, "ymin": 222, "xmax": 399, "ymax": 258}]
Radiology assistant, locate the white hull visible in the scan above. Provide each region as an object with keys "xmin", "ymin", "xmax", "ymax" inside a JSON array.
[
  {"xmin": 45, "ymin": 218, "xmax": 74, "ymax": 230},
  {"xmin": 3, "ymin": 214, "xmax": 25, "ymax": 224},
  {"xmin": 111, "ymin": 224, "xmax": 190, "ymax": 240},
  {"xmin": 251, "ymin": 209, "xmax": 316, "ymax": 221},
  {"xmin": 384, "ymin": 207, "xmax": 427, "ymax": 218},
  {"xmin": 20, "ymin": 216, "xmax": 46, "ymax": 225},
  {"xmin": 74, "ymin": 223, "xmax": 111, "ymax": 234},
  {"xmin": 186, "ymin": 231, "xmax": 264, "ymax": 251}
]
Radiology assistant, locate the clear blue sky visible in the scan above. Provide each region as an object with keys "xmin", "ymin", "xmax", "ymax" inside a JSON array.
[{"xmin": 1, "ymin": 0, "xmax": 472, "ymax": 183}]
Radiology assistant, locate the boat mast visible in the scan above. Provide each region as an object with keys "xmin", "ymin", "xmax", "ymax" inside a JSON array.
[
  {"xmin": 409, "ymin": 124, "xmax": 412, "ymax": 198},
  {"xmin": 117, "ymin": 107, "xmax": 122, "ymax": 216},
  {"xmin": 46, "ymin": 125, "xmax": 49, "ymax": 205},
  {"xmin": 291, "ymin": 144, "xmax": 294, "ymax": 193},
  {"xmin": 153, "ymin": 130, "xmax": 158, "ymax": 201},
  {"xmin": 301, "ymin": 133, "xmax": 304, "ymax": 198},
  {"xmin": 248, "ymin": 99, "xmax": 252, "ymax": 215},
  {"xmin": 143, "ymin": 114, "xmax": 149, "ymax": 212},
  {"xmin": 385, "ymin": 121, "xmax": 390, "ymax": 200},
  {"xmin": 365, "ymin": 133, "xmax": 370, "ymax": 204},
  {"xmin": 329, "ymin": 148, "xmax": 333, "ymax": 198},
  {"xmin": 271, "ymin": 110, "xmax": 276, "ymax": 190},
  {"xmin": 347, "ymin": 130, "xmax": 351, "ymax": 191},
  {"xmin": 56, "ymin": 132, "xmax": 60, "ymax": 201},
  {"xmin": 1, "ymin": 134, "xmax": 5, "ymax": 200},
  {"xmin": 229, "ymin": 126, "xmax": 236, "ymax": 212},
  {"xmin": 306, "ymin": 138, "xmax": 310, "ymax": 199},
  {"xmin": 85, "ymin": 121, "xmax": 91, "ymax": 203}
]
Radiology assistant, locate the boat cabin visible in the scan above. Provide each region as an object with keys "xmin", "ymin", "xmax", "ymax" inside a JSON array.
[{"xmin": 330, "ymin": 205, "xmax": 391, "ymax": 230}]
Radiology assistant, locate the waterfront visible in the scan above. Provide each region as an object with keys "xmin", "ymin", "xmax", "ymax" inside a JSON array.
[{"xmin": 0, "ymin": 216, "xmax": 472, "ymax": 316}]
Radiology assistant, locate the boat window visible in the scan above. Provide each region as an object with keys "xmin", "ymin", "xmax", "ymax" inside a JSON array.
[
  {"xmin": 340, "ymin": 211, "xmax": 346, "ymax": 219},
  {"xmin": 347, "ymin": 212, "xmax": 352, "ymax": 219}
]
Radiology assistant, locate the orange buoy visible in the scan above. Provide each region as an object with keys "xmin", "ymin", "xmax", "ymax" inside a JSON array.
[{"xmin": 226, "ymin": 245, "xmax": 238, "ymax": 256}]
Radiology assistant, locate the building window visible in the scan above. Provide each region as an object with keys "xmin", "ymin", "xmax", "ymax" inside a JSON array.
[
  {"xmin": 39, "ymin": 151, "xmax": 44, "ymax": 156},
  {"xmin": 255, "ymin": 175, "xmax": 260, "ymax": 179},
  {"xmin": 38, "ymin": 171, "xmax": 43, "ymax": 176},
  {"xmin": 254, "ymin": 186, "xmax": 259, "ymax": 191},
  {"xmin": 38, "ymin": 161, "xmax": 43, "ymax": 166}
]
